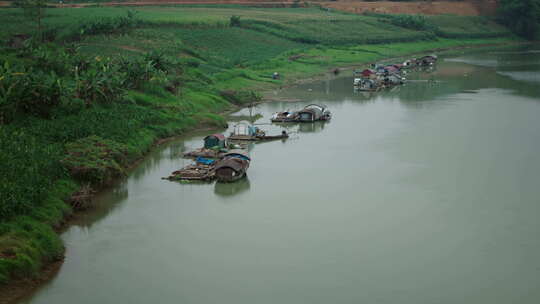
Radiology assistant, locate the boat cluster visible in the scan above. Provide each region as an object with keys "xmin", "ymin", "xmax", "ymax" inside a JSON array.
[
  {"xmin": 271, "ymin": 104, "xmax": 331, "ymax": 123},
  {"xmin": 353, "ymin": 54, "xmax": 438, "ymax": 92},
  {"xmin": 164, "ymin": 104, "xmax": 331, "ymax": 183}
]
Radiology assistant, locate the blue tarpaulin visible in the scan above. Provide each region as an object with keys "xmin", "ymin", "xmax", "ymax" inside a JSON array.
[{"xmin": 196, "ymin": 157, "xmax": 215, "ymax": 165}]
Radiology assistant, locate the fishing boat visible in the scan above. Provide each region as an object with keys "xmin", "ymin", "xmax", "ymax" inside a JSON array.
[
  {"xmin": 228, "ymin": 122, "xmax": 289, "ymax": 141},
  {"xmin": 214, "ymin": 150, "xmax": 251, "ymax": 182},
  {"xmin": 271, "ymin": 111, "xmax": 297, "ymax": 123},
  {"xmin": 256, "ymin": 130, "xmax": 289, "ymax": 141},
  {"xmin": 271, "ymin": 104, "xmax": 331, "ymax": 123},
  {"xmin": 354, "ymin": 78, "xmax": 381, "ymax": 91},
  {"xmin": 228, "ymin": 122, "xmax": 264, "ymax": 141},
  {"xmin": 297, "ymin": 104, "xmax": 331, "ymax": 122}
]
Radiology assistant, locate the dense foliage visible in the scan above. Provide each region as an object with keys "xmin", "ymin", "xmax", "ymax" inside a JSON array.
[{"xmin": 497, "ymin": 0, "xmax": 540, "ymax": 39}]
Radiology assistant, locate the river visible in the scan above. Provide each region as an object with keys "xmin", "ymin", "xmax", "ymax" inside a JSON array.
[{"xmin": 19, "ymin": 44, "xmax": 540, "ymax": 304}]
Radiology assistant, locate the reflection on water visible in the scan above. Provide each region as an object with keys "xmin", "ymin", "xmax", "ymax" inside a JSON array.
[
  {"xmin": 214, "ymin": 177, "xmax": 251, "ymax": 198},
  {"xmin": 297, "ymin": 121, "xmax": 327, "ymax": 133},
  {"xmin": 69, "ymin": 182, "xmax": 129, "ymax": 230}
]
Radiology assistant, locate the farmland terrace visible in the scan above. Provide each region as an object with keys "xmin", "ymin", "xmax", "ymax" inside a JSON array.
[{"xmin": 0, "ymin": 0, "xmax": 499, "ymax": 16}]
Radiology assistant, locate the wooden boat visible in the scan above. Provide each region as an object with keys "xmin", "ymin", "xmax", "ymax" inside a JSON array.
[
  {"xmin": 271, "ymin": 111, "xmax": 298, "ymax": 123},
  {"xmin": 183, "ymin": 148, "xmax": 225, "ymax": 159},
  {"xmin": 256, "ymin": 131, "xmax": 289, "ymax": 141},
  {"xmin": 271, "ymin": 104, "xmax": 331, "ymax": 123},
  {"xmin": 214, "ymin": 150, "xmax": 250, "ymax": 183},
  {"xmin": 228, "ymin": 122, "xmax": 288, "ymax": 141},
  {"xmin": 228, "ymin": 122, "xmax": 264, "ymax": 141},
  {"xmin": 165, "ymin": 163, "xmax": 215, "ymax": 181}
]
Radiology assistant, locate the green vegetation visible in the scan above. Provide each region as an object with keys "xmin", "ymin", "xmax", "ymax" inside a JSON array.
[
  {"xmin": 366, "ymin": 12, "xmax": 512, "ymax": 39},
  {"xmin": 497, "ymin": 0, "xmax": 540, "ymax": 40},
  {"xmin": 0, "ymin": 4, "xmax": 518, "ymax": 287}
]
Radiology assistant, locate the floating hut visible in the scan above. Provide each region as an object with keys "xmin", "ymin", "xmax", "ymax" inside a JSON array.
[
  {"xmin": 228, "ymin": 122, "xmax": 288, "ymax": 141},
  {"xmin": 215, "ymin": 150, "xmax": 251, "ymax": 182},
  {"xmin": 228, "ymin": 122, "xmax": 263, "ymax": 141},
  {"xmin": 297, "ymin": 104, "xmax": 331, "ymax": 122},
  {"xmin": 204, "ymin": 133, "xmax": 226, "ymax": 149}
]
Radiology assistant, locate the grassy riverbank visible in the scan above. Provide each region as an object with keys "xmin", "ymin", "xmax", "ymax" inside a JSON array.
[{"xmin": 0, "ymin": 4, "xmax": 519, "ymax": 291}]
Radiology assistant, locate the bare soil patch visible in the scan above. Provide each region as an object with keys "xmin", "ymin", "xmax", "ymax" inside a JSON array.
[{"xmin": 322, "ymin": 0, "xmax": 498, "ymax": 16}]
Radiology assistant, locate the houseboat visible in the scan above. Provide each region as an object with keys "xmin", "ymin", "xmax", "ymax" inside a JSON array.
[{"xmin": 215, "ymin": 150, "xmax": 251, "ymax": 182}]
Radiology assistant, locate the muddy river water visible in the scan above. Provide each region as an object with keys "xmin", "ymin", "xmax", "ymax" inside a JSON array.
[{"xmin": 20, "ymin": 45, "xmax": 540, "ymax": 304}]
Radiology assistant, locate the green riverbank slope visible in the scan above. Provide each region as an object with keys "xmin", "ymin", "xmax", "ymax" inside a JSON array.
[{"xmin": 0, "ymin": 5, "xmax": 519, "ymax": 289}]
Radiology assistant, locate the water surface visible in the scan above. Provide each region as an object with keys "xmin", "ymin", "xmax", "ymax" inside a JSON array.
[{"xmin": 20, "ymin": 44, "xmax": 540, "ymax": 304}]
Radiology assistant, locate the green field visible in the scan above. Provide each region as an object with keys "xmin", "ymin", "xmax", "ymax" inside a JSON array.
[
  {"xmin": 425, "ymin": 15, "xmax": 512, "ymax": 38},
  {"xmin": 0, "ymin": 4, "xmax": 518, "ymax": 288}
]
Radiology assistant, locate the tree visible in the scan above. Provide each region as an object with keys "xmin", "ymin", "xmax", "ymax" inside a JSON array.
[{"xmin": 497, "ymin": 0, "xmax": 540, "ymax": 40}]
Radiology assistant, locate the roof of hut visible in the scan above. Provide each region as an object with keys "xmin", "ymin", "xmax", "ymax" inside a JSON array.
[
  {"xmin": 215, "ymin": 158, "xmax": 247, "ymax": 172},
  {"xmin": 204, "ymin": 133, "xmax": 226, "ymax": 141},
  {"xmin": 224, "ymin": 149, "xmax": 251, "ymax": 161},
  {"xmin": 385, "ymin": 66, "xmax": 399, "ymax": 73}
]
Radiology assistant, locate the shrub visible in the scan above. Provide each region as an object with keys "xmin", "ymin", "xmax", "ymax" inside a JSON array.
[
  {"xmin": 73, "ymin": 58, "xmax": 126, "ymax": 105},
  {"xmin": 0, "ymin": 63, "xmax": 66, "ymax": 121},
  {"xmin": 219, "ymin": 90, "xmax": 261, "ymax": 105},
  {"xmin": 61, "ymin": 135, "xmax": 129, "ymax": 184},
  {"xmin": 230, "ymin": 15, "xmax": 241, "ymax": 27}
]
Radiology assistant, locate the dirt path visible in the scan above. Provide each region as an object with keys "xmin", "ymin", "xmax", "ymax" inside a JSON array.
[{"xmin": 322, "ymin": 0, "xmax": 498, "ymax": 16}]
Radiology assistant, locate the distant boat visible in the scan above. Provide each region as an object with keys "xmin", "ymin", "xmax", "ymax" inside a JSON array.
[
  {"xmin": 297, "ymin": 104, "xmax": 332, "ymax": 122},
  {"xmin": 271, "ymin": 104, "xmax": 331, "ymax": 123}
]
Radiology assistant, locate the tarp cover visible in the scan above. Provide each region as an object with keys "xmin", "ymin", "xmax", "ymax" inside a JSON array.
[
  {"xmin": 215, "ymin": 158, "xmax": 247, "ymax": 172},
  {"xmin": 196, "ymin": 157, "xmax": 215, "ymax": 165}
]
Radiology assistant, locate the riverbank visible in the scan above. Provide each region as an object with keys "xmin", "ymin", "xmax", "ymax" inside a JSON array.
[{"xmin": 0, "ymin": 4, "xmax": 522, "ymax": 302}]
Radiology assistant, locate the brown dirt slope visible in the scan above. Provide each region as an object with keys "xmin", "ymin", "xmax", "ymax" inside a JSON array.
[{"xmin": 322, "ymin": 0, "xmax": 498, "ymax": 16}]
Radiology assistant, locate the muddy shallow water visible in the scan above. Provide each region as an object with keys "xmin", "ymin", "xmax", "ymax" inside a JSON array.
[{"xmin": 19, "ymin": 44, "xmax": 540, "ymax": 304}]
